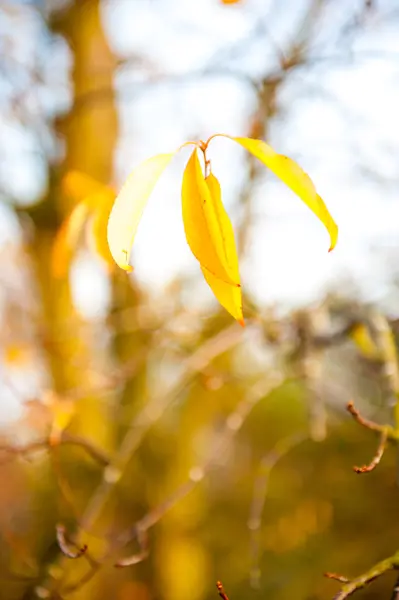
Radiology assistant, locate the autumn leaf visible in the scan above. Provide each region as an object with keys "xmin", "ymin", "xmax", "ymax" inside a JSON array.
[
  {"xmin": 107, "ymin": 153, "xmax": 174, "ymax": 271},
  {"xmin": 200, "ymin": 173, "xmax": 243, "ymax": 323},
  {"xmin": 232, "ymin": 137, "xmax": 338, "ymax": 251},
  {"xmin": 52, "ymin": 201, "xmax": 90, "ymax": 278},
  {"xmin": 53, "ymin": 172, "xmax": 117, "ymax": 276},
  {"xmin": 350, "ymin": 323, "xmax": 379, "ymax": 359},
  {"xmin": 181, "ymin": 149, "xmax": 239, "ymax": 286},
  {"xmin": 43, "ymin": 390, "xmax": 76, "ymax": 447},
  {"xmin": 105, "ymin": 133, "xmax": 338, "ymax": 324},
  {"xmin": 86, "ymin": 189, "xmax": 116, "ymax": 271}
]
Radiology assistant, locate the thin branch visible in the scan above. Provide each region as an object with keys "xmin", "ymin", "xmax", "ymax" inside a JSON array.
[
  {"xmin": 116, "ymin": 375, "xmax": 283, "ymax": 551},
  {"xmin": 0, "ymin": 432, "xmax": 111, "ymax": 467},
  {"xmin": 248, "ymin": 432, "xmax": 307, "ymax": 588},
  {"xmin": 56, "ymin": 525, "xmax": 87, "ymax": 560},
  {"xmin": 353, "ymin": 429, "xmax": 388, "ymax": 474},
  {"xmin": 346, "ymin": 400, "xmax": 396, "ymax": 474},
  {"xmin": 114, "ymin": 528, "xmax": 148, "ymax": 568},
  {"xmin": 325, "ymin": 573, "xmax": 350, "ymax": 584},
  {"xmin": 346, "ymin": 400, "xmax": 389, "ymax": 435},
  {"xmin": 325, "ymin": 551, "xmax": 399, "ymax": 599}
]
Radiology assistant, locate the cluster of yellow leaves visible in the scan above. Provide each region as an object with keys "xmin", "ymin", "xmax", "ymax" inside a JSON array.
[
  {"xmin": 52, "ymin": 171, "xmax": 115, "ymax": 277},
  {"xmin": 55, "ymin": 134, "xmax": 338, "ymax": 324}
]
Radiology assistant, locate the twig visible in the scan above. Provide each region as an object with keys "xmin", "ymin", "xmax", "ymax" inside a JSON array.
[
  {"xmin": 38, "ymin": 324, "xmax": 246, "ymax": 596},
  {"xmin": 0, "ymin": 432, "xmax": 111, "ymax": 467},
  {"xmin": 56, "ymin": 525, "xmax": 87, "ymax": 560},
  {"xmin": 353, "ymin": 429, "xmax": 388, "ymax": 474},
  {"xmin": 114, "ymin": 528, "xmax": 149, "ymax": 568},
  {"xmin": 216, "ymin": 581, "xmax": 230, "ymax": 600},
  {"xmin": 324, "ymin": 551, "xmax": 399, "ymax": 599},
  {"xmin": 346, "ymin": 400, "xmax": 397, "ymax": 473},
  {"xmin": 324, "ymin": 573, "xmax": 350, "ymax": 584},
  {"xmin": 346, "ymin": 400, "xmax": 394, "ymax": 436},
  {"xmin": 118, "ymin": 376, "xmax": 283, "ymax": 548}
]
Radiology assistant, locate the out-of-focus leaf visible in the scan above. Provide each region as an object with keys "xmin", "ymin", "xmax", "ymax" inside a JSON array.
[
  {"xmin": 107, "ymin": 153, "xmax": 174, "ymax": 271},
  {"xmin": 62, "ymin": 170, "xmax": 105, "ymax": 202},
  {"xmin": 232, "ymin": 137, "xmax": 338, "ymax": 251},
  {"xmin": 43, "ymin": 391, "xmax": 76, "ymax": 446},
  {"xmin": 87, "ymin": 189, "xmax": 116, "ymax": 270},
  {"xmin": 3, "ymin": 343, "xmax": 32, "ymax": 366},
  {"xmin": 51, "ymin": 201, "xmax": 90, "ymax": 278},
  {"xmin": 350, "ymin": 323, "xmax": 379, "ymax": 359},
  {"xmin": 199, "ymin": 173, "xmax": 243, "ymax": 323},
  {"xmin": 181, "ymin": 150, "xmax": 239, "ymax": 286}
]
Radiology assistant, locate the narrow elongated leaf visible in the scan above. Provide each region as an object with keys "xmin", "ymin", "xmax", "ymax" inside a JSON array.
[
  {"xmin": 181, "ymin": 149, "xmax": 239, "ymax": 285},
  {"xmin": 52, "ymin": 201, "xmax": 90, "ymax": 278},
  {"xmin": 87, "ymin": 189, "xmax": 115, "ymax": 270},
  {"xmin": 202, "ymin": 266, "xmax": 243, "ymax": 324},
  {"xmin": 200, "ymin": 173, "xmax": 243, "ymax": 323},
  {"xmin": 232, "ymin": 137, "xmax": 338, "ymax": 251},
  {"xmin": 107, "ymin": 153, "xmax": 174, "ymax": 271}
]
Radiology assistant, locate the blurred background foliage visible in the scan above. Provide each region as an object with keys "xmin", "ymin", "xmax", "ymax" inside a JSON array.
[{"xmin": 1, "ymin": 1, "xmax": 399, "ymax": 599}]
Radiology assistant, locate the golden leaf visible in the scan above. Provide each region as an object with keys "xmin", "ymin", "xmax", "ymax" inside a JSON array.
[
  {"xmin": 43, "ymin": 391, "xmax": 76, "ymax": 446},
  {"xmin": 181, "ymin": 149, "xmax": 239, "ymax": 286},
  {"xmin": 62, "ymin": 170, "xmax": 105, "ymax": 203},
  {"xmin": 199, "ymin": 173, "xmax": 243, "ymax": 323},
  {"xmin": 52, "ymin": 201, "xmax": 90, "ymax": 278},
  {"xmin": 86, "ymin": 189, "xmax": 116, "ymax": 270},
  {"xmin": 350, "ymin": 323, "xmax": 379, "ymax": 359},
  {"xmin": 232, "ymin": 137, "xmax": 338, "ymax": 251},
  {"xmin": 107, "ymin": 153, "xmax": 174, "ymax": 271}
]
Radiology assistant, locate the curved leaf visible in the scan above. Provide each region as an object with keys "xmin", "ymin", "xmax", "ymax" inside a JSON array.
[
  {"xmin": 87, "ymin": 189, "xmax": 115, "ymax": 270},
  {"xmin": 181, "ymin": 149, "xmax": 239, "ymax": 286},
  {"xmin": 232, "ymin": 137, "xmax": 338, "ymax": 251},
  {"xmin": 51, "ymin": 201, "xmax": 90, "ymax": 278},
  {"xmin": 107, "ymin": 153, "xmax": 174, "ymax": 271},
  {"xmin": 202, "ymin": 266, "xmax": 243, "ymax": 324},
  {"xmin": 62, "ymin": 170, "xmax": 106, "ymax": 203}
]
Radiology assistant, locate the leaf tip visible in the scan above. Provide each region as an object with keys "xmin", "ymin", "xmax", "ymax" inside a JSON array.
[{"xmin": 238, "ymin": 318, "xmax": 245, "ymax": 328}]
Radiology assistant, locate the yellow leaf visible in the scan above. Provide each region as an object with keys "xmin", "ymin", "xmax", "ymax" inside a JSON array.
[
  {"xmin": 199, "ymin": 173, "xmax": 243, "ymax": 323},
  {"xmin": 181, "ymin": 149, "xmax": 239, "ymax": 285},
  {"xmin": 350, "ymin": 323, "xmax": 379, "ymax": 359},
  {"xmin": 202, "ymin": 267, "xmax": 243, "ymax": 324},
  {"xmin": 86, "ymin": 189, "xmax": 116, "ymax": 270},
  {"xmin": 4, "ymin": 344, "xmax": 32, "ymax": 366},
  {"xmin": 43, "ymin": 391, "xmax": 76, "ymax": 446},
  {"xmin": 107, "ymin": 153, "xmax": 174, "ymax": 271},
  {"xmin": 62, "ymin": 170, "xmax": 106, "ymax": 202},
  {"xmin": 52, "ymin": 201, "xmax": 90, "ymax": 278},
  {"xmin": 232, "ymin": 137, "xmax": 338, "ymax": 251}
]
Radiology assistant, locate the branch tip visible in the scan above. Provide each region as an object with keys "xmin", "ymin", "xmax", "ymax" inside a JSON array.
[
  {"xmin": 56, "ymin": 524, "xmax": 87, "ymax": 559},
  {"xmin": 216, "ymin": 581, "xmax": 230, "ymax": 600}
]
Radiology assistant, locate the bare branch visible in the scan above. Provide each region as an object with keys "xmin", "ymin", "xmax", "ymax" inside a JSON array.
[
  {"xmin": 324, "ymin": 573, "xmax": 350, "ymax": 584},
  {"xmin": 248, "ymin": 432, "xmax": 307, "ymax": 588},
  {"xmin": 325, "ymin": 552, "xmax": 399, "ymax": 599},
  {"xmin": 114, "ymin": 528, "xmax": 148, "ymax": 568},
  {"xmin": 353, "ymin": 429, "xmax": 388, "ymax": 474},
  {"xmin": 0, "ymin": 432, "xmax": 111, "ymax": 467}
]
